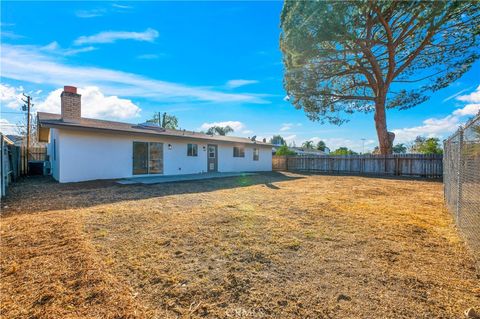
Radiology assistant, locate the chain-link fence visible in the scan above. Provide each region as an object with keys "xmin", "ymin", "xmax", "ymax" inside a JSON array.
[{"xmin": 444, "ymin": 112, "xmax": 480, "ymax": 264}]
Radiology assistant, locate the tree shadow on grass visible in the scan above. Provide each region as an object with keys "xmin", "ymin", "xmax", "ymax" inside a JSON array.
[{"xmin": 1, "ymin": 172, "xmax": 305, "ymax": 215}]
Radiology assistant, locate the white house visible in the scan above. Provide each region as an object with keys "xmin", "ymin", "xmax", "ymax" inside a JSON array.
[{"xmin": 37, "ymin": 86, "xmax": 272, "ymax": 183}]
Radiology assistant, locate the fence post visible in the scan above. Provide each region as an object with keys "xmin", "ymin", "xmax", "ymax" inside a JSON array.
[{"xmin": 455, "ymin": 127, "xmax": 463, "ymax": 224}]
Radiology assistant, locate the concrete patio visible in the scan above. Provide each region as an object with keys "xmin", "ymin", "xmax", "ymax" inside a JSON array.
[{"xmin": 117, "ymin": 172, "xmax": 257, "ymax": 185}]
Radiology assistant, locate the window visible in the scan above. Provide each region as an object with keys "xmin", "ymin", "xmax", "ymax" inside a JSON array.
[
  {"xmin": 53, "ymin": 139, "xmax": 56, "ymax": 161},
  {"xmin": 253, "ymin": 148, "xmax": 259, "ymax": 161},
  {"xmin": 208, "ymin": 145, "xmax": 216, "ymax": 158},
  {"xmin": 233, "ymin": 146, "xmax": 245, "ymax": 158},
  {"xmin": 187, "ymin": 143, "xmax": 198, "ymax": 156}
]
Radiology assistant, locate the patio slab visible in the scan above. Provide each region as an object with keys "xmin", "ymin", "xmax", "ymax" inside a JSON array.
[{"xmin": 117, "ymin": 172, "xmax": 257, "ymax": 185}]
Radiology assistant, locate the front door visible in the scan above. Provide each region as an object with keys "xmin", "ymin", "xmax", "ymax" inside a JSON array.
[{"xmin": 207, "ymin": 144, "xmax": 218, "ymax": 172}]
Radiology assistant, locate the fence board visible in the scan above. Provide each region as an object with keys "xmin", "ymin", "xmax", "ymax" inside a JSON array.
[{"xmin": 272, "ymin": 154, "xmax": 443, "ymax": 178}]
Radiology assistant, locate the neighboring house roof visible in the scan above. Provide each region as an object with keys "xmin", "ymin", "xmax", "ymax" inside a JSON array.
[
  {"xmin": 290, "ymin": 147, "xmax": 326, "ymax": 155},
  {"xmin": 2, "ymin": 135, "xmax": 15, "ymax": 145},
  {"xmin": 37, "ymin": 112, "xmax": 271, "ymax": 146},
  {"xmin": 272, "ymin": 145, "xmax": 327, "ymax": 155},
  {"xmin": 5, "ymin": 135, "xmax": 24, "ymax": 145}
]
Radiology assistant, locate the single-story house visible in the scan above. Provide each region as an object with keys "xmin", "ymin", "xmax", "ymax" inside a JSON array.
[{"xmin": 37, "ymin": 86, "xmax": 272, "ymax": 183}]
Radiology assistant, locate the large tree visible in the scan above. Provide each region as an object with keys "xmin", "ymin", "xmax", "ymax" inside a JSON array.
[
  {"xmin": 270, "ymin": 134, "xmax": 287, "ymax": 146},
  {"xmin": 331, "ymin": 147, "xmax": 358, "ymax": 155},
  {"xmin": 146, "ymin": 112, "xmax": 179, "ymax": 129},
  {"xmin": 302, "ymin": 140, "xmax": 314, "ymax": 149},
  {"xmin": 206, "ymin": 125, "xmax": 234, "ymax": 136},
  {"xmin": 280, "ymin": 1, "xmax": 479, "ymax": 154},
  {"xmin": 316, "ymin": 140, "xmax": 327, "ymax": 151},
  {"xmin": 410, "ymin": 136, "xmax": 443, "ymax": 154}
]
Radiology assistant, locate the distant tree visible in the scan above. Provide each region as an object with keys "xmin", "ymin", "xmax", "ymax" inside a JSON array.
[
  {"xmin": 146, "ymin": 112, "xmax": 179, "ymax": 129},
  {"xmin": 280, "ymin": 1, "xmax": 480, "ymax": 154},
  {"xmin": 331, "ymin": 147, "xmax": 358, "ymax": 155},
  {"xmin": 410, "ymin": 136, "xmax": 443, "ymax": 154},
  {"xmin": 302, "ymin": 140, "xmax": 314, "ymax": 149},
  {"xmin": 275, "ymin": 144, "xmax": 296, "ymax": 156},
  {"xmin": 392, "ymin": 143, "xmax": 407, "ymax": 154},
  {"xmin": 206, "ymin": 125, "xmax": 234, "ymax": 136},
  {"xmin": 270, "ymin": 135, "xmax": 287, "ymax": 146},
  {"xmin": 316, "ymin": 140, "xmax": 327, "ymax": 151}
]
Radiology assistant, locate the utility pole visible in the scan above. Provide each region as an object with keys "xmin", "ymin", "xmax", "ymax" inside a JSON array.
[
  {"xmin": 361, "ymin": 138, "xmax": 366, "ymax": 154},
  {"xmin": 22, "ymin": 94, "xmax": 32, "ymax": 175}
]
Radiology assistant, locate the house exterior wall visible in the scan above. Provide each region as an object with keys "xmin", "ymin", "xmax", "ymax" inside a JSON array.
[
  {"xmin": 47, "ymin": 128, "xmax": 60, "ymax": 181},
  {"xmin": 51, "ymin": 129, "xmax": 272, "ymax": 183}
]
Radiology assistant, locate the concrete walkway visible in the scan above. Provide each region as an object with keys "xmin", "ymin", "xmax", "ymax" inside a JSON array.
[{"xmin": 117, "ymin": 172, "xmax": 257, "ymax": 185}]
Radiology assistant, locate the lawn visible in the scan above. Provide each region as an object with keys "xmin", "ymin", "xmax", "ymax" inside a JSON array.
[{"xmin": 1, "ymin": 172, "xmax": 478, "ymax": 318}]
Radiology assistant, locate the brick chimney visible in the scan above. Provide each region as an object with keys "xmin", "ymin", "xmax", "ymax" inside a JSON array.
[{"xmin": 61, "ymin": 86, "xmax": 81, "ymax": 122}]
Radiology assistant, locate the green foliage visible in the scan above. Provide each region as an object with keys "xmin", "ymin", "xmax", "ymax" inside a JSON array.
[
  {"xmin": 331, "ymin": 147, "xmax": 358, "ymax": 155},
  {"xmin": 275, "ymin": 145, "xmax": 296, "ymax": 156},
  {"xmin": 392, "ymin": 143, "xmax": 407, "ymax": 154},
  {"xmin": 270, "ymin": 135, "xmax": 287, "ymax": 146},
  {"xmin": 316, "ymin": 140, "xmax": 327, "ymax": 151},
  {"xmin": 206, "ymin": 126, "xmax": 234, "ymax": 136},
  {"xmin": 280, "ymin": 1, "xmax": 479, "ymax": 153},
  {"xmin": 302, "ymin": 140, "xmax": 314, "ymax": 149},
  {"xmin": 146, "ymin": 112, "xmax": 179, "ymax": 129},
  {"xmin": 410, "ymin": 136, "xmax": 443, "ymax": 154}
]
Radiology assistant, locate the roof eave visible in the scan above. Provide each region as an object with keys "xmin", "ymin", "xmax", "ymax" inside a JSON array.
[{"xmin": 38, "ymin": 120, "xmax": 272, "ymax": 147}]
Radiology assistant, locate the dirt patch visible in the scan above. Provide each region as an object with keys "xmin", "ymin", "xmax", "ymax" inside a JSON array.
[{"xmin": 1, "ymin": 173, "xmax": 479, "ymax": 318}]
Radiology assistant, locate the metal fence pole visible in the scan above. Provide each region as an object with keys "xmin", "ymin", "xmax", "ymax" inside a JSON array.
[{"xmin": 456, "ymin": 127, "xmax": 463, "ymax": 225}]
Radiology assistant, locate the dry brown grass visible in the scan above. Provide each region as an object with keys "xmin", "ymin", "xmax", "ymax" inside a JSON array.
[{"xmin": 1, "ymin": 172, "xmax": 479, "ymax": 318}]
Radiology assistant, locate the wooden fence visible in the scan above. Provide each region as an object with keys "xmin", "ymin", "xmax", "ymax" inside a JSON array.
[
  {"xmin": 272, "ymin": 154, "xmax": 443, "ymax": 178},
  {"xmin": 20, "ymin": 145, "xmax": 47, "ymax": 175}
]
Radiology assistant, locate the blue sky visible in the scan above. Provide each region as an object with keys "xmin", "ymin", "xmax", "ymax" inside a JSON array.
[{"xmin": 1, "ymin": 1, "xmax": 479, "ymax": 152}]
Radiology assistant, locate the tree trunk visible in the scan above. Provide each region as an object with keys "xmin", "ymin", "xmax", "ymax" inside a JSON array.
[{"xmin": 374, "ymin": 98, "xmax": 393, "ymax": 155}]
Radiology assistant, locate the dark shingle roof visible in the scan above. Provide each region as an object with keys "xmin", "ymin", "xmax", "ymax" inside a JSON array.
[{"xmin": 37, "ymin": 112, "xmax": 271, "ymax": 146}]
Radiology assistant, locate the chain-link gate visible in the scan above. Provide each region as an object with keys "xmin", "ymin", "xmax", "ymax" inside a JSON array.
[{"xmin": 444, "ymin": 111, "xmax": 480, "ymax": 264}]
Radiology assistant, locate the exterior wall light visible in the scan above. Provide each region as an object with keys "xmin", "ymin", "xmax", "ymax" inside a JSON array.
[{"xmin": 168, "ymin": 144, "xmax": 172, "ymax": 150}]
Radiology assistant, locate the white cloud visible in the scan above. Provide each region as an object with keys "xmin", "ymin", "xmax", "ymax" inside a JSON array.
[
  {"xmin": 442, "ymin": 88, "xmax": 470, "ymax": 103},
  {"xmin": 456, "ymin": 85, "xmax": 480, "ymax": 104},
  {"xmin": 74, "ymin": 28, "xmax": 159, "ymax": 45},
  {"xmin": 226, "ymin": 79, "xmax": 259, "ymax": 89},
  {"xmin": 42, "ymin": 41, "xmax": 97, "ymax": 56},
  {"xmin": 1, "ymin": 44, "xmax": 267, "ymax": 104},
  {"xmin": 0, "ymin": 118, "xmax": 20, "ymax": 135},
  {"xmin": 35, "ymin": 86, "xmax": 141, "ymax": 120},
  {"xmin": 280, "ymin": 122, "xmax": 302, "ymax": 131},
  {"xmin": 393, "ymin": 85, "xmax": 480, "ymax": 143},
  {"xmin": 393, "ymin": 116, "xmax": 460, "ymax": 143},
  {"xmin": 0, "ymin": 83, "xmax": 25, "ymax": 109},
  {"xmin": 112, "ymin": 4, "xmax": 132, "ymax": 9},
  {"xmin": 284, "ymin": 134, "xmax": 297, "ymax": 145},
  {"xmin": 200, "ymin": 121, "xmax": 245, "ymax": 132},
  {"xmin": 452, "ymin": 103, "xmax": 480, "ymax": 116}
]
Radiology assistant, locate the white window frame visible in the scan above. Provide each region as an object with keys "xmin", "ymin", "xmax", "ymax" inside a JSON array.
[{"xmin": 233, "ymin": 146, "xmax": 245, "ymax": 158}]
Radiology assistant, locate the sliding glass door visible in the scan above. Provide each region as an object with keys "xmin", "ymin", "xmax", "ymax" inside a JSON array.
[
  {"xmin": 133, "ymin": 142, "xmax": 163, "ymax": 175},
  {"xmin": 148, "ymin": 142, "xmax": 163, "ymax": 174}
]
